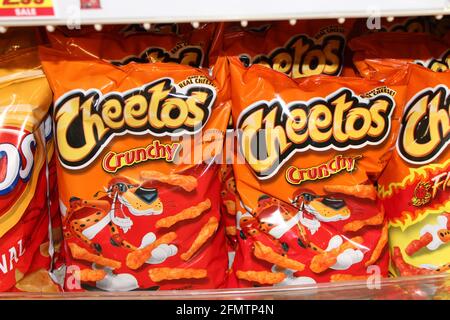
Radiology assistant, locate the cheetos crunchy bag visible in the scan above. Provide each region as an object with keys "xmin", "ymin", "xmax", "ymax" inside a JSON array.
[
  {"xmin": 0, "ymin": 48, "xmax": 59, "ymax": 292},
  {"xmin": 350, "ymin": 32, "xmax": 449, "ymax": 81},
  {"xmin": 46, "ymin": 23, "xmax": 215, "ymax": 68},
  {"xmin": 228, "ymin": 57, "xmax": 407, "ymax": 286},
  {"xmin": 212, "ymin": 19, "xmax": 357, "ymax": 273},
  {"xmin": 378, "ymin": 65, "xmax": 450, "ymax": 277},
  {"xmin": 39, "ymin": 47, "xmax": 231, "ymax": 291},
  {"xmin": 210, "ymin": 19, "xmax": 356, "ymax": 78}
]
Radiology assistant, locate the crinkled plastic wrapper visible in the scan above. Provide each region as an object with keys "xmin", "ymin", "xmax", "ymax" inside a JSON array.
[
  {"xmin": 47, "ymin": 23, "xmax": 216, "ymax": 68},
  {"xmin": 39, "ymin": 47, "xmax": 231, "ymax": 291},
  {"xmin": 350, "ymin": 16, "xmax": 435, "ymax": 37},
  {"xmin": 0, "ymin": 48, "xmax": 59, "ymax": 292},
  {"xmin": 227, "ymin": 57, "xmax": 407, "ymax": 287},
  {"xmin": 350, "ymin": 32, "xmax": 450, "ymax": 81}
]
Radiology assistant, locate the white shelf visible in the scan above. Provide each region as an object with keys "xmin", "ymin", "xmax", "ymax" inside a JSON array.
[
  {"xmin": 1, "ymin": 274, "xmax": 450, "ymax": 299},
  {"xmin": 0, "ymin": 0, "xmax": 448, "ymax": 27}
]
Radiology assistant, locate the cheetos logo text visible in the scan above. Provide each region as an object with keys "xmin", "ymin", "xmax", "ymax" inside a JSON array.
[
  {"xmin": 237, "ymin": 89, "xmax": 395, "ymax": 179},
  {"xmin": 111, "ymin": 45, "xmax": 204, "ymax": 67},
  {"xmin": 54, "ymin": 77, "xmax": 216, "ymax": 169},
  {"xmin": 286, "ymin": 155, "xmax": 360, "ymax": 185},
  {"xmin": 239, "ymin": 34, "xmax": 345, "ymax": 78},
  {"xmin": 398, "ymin": 86, "xmax": 450, "ymax": 164},
  {"xmin": 416, "ymin": 50, "xmax": 450, "ymax": 72}
]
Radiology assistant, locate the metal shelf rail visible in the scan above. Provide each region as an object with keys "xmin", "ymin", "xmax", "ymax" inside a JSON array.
[
  {"xmin": 0, "ymin": 0, "xmax": 448, "ymax": 28},
  {"xmin": 0, "ymin": 274, "xmax": 449, "ymax": 299}
]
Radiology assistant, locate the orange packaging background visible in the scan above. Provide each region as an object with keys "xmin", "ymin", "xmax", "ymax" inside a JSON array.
[
  {"xmin": 46, "ymin": 23, "xmax": 216, "ymax": 68},
  {"xmin": 350, "ymin": 16, "xmax": 434, "ymax": 37},
  {"xmin": 350, "ymin": 32, "xmax": 450, "ymax": 80}
]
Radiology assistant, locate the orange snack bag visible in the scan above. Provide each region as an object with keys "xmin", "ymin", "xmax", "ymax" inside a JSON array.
[
  {"xmin": 0, "ymin": 27, "xmax": 43, "ymax": 56},
  {"xmin": 350, "ymin": 32, "xmax": 449, "ymax": 80},
  {"xmin": 39, "ymin": 47, "xmax": 231, "ymax": 291},
  {"xmin": 46, "ymin": 23, "xmax": 216, "ymax": 68},
  {"xmin": 228, "ymin": 57, "xmax": 406, "ymax": 286},
  {"xmin": 378, "ymin": 65, "xmax": 450, "ymax": 277},
  {"xmin": 350, "ymin": 16, "xmax": 434, "ymax": 37},
  {"xmin": 0, "ymin": 48, "xmax": 57, "ymax": 292},
  {"xmin": 210, "ymin": 19, "xmax": 356, "ymax": 78}
]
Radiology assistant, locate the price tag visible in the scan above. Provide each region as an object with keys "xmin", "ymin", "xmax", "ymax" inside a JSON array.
[{"xmin": 0, "ymin": 0, "xmax": 54, "ymax": 17}]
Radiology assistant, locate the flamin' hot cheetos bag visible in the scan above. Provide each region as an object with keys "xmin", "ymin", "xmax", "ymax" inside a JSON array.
[
  {"xmin": 378, "ymin": 65, "xmax": 450, "ymax": 277},
  {"xmin": 39, "ymin": 48, "xmax": 231, "ymax": 291},
  {"xmin": 228, "ymin": 57, "xmax": 406, "ymax": 286},
  {"xmin": 0, "ymin": 48, "xmax": 59, "ymax": 292}
]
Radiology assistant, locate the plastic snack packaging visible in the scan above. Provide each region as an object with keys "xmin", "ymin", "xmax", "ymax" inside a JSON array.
[
  {"xmin": 210, "ymin": 19, "xmax": 358, "ymax": 275},
  {"xmin": 378, "ymin": 65, "xmax": 450, "ymax": 277},
  {"xmin": 209, "ymin": 19, "xmax": 356, "ymax": 78},
  {"xmin": 39, "ymin": 45, "xmax": 231, "ymax": 291},
  {"xmin": 0, "ymin": 27, "xmax": 43, "ymax": 56},
  {"xmin": 0, "ymin": 48, "xmax": 59, "ymax": 292},
  {"xmin": 349, "ymin": 32, "xmax": 449, "ymax": 81},
  {"xmin": 350, "ymin": 16, "xmax": 434, "ymax": 38},
  {"xmin": 46, "ymin": 23, "xmax": 216, "ymax": 68},
  {"xmin": 228, "ymin": 56, "xmax": 407, "ymax": 286},
  {"xmin": 353, "ymin": 16, "xmax": 449, "ymax": 38}
]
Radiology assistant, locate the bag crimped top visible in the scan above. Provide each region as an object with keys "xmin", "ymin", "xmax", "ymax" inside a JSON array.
[
  {"xmin": 47, "ymin": 23, "xmax": 216, "ymax": 68},
  {"xmin": 228, "ymin": 57, "xmax": 406, "ymax": 286},
  {"xmin": 39, "ymin": 48, "xmax": 231, "ymax": 291}
]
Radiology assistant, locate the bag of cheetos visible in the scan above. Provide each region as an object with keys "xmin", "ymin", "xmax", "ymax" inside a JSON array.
[
  {"xmin": 39, "ymin": 47, "xmax": 231, "ymax": 291},
  {"xmin": 227, "ymin": 57, "xmax": 407, "ymax": 286}
]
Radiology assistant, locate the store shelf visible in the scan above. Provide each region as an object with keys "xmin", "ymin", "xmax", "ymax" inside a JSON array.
[
  {"xmin": 0, "ymin": 0, "xmax": 448, "ymax": 27},
  {"xmin": 1, "ymin": 274, "xmax": 449, "ymax": 300}
]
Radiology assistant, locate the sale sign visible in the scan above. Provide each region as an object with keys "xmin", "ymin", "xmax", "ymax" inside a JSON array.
[{"xmin": 0, "ymin": 0, "xmax": 54, "ymax": 17}]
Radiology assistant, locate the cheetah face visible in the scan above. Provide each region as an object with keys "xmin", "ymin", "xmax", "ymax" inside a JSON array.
[
  {"xmin": 304, "ymin": 197, "xmax": 350, "ymax": 222},
  {"xmin": 119, "ymin": 186, "xmax": 163, "ymax": 216}
]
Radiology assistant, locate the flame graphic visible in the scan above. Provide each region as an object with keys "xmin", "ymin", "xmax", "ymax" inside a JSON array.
[
  {"xmin": 378, "ymin": 158, "xmax": 450, "ymax": 230},
  {"xmin": 378, "ymin": 158, "xmax": 450, "ymax": 197}
]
